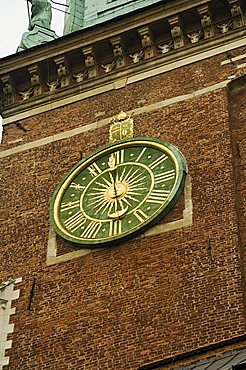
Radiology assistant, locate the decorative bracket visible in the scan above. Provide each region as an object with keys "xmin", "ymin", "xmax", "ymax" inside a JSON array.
[
  {"xmin": 83, "ymin": 47, "xmax": 98, "ymax": 79},
  {"xmin": 54, "ymin": 56, "xmax": 70, "ymax": 88},
  {"xmin": 169, "ymin": 16, "xmax": 185, "ymax": 49},
  {"xmin": 0, "ymin": 75, "xmax": 16, "ymax": 106},
  {"xmin": 28, "ymin": 65, "xmax": 42, "ymax": 96}
]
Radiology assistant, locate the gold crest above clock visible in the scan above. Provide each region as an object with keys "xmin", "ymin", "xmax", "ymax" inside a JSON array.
[{"xmin": 109, "ymin": 110, "xmax": 134, "ymax": 142}]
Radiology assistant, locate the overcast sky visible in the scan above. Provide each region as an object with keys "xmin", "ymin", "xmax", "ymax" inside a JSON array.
[
  {"xmin": 0, "ymin": 0, "xmax": 67, "ymax": 58},
  {"xmin": 0, "ymin": 0, "xmax": 67, "ymax": 141}
]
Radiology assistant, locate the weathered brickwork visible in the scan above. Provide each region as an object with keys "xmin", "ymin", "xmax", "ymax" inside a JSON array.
[
  {"xmin": 228, "ymin": 85, "xmax": 246, "ymax": 295},
  {"xmin": 1, "ymin": 48, "xmax": 246, "ymax": 369}
]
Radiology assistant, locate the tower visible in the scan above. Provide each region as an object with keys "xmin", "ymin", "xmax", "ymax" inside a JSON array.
[
  {"xmin": 64, "ymin": 0, "xmax": 86, "ymax": 34},
  {"xmin": 64, "ymin": 0, "xmax": 164, "ymax": 34},
  {"xmin": 1, "ymin": 0, "xmax": 246, "ymax": 369}
]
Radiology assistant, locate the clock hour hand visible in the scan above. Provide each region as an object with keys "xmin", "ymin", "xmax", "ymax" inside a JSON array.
[{"xmin": 108, "ymin": 204, "xmax": 128, "ymax": 219}]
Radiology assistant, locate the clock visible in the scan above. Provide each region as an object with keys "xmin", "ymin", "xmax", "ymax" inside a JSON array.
[{"xmin": 49, "ymin": 137, "xmax": 187, "ymax": 247}]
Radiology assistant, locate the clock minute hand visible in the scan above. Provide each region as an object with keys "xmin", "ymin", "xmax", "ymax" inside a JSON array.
[
  {"xmin": 107, "ymin": 154, "xmax": 128, "ymax": 219},
  {"xmin": 108, "ymin": 153, "xmax": 118, "ymax": 198}
]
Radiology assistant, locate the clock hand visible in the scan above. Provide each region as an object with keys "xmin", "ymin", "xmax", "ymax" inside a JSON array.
[
  {"xmin": 108, "ymin": 202, "xmax": 128, "ymax": 219},
  {"xmin": 108, "ymin": 153, "xmax": 118, "ymax": 198},
  {"xmin": 107, "ymin": 153, "xmax": 128, "ymax": 219},
  {"xmin": 111, "ymin": 168, "xmax": 118, "ymax": 199}
]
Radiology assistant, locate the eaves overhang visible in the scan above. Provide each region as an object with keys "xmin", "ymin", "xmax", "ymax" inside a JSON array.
[{"xmin": 0, "ymin": 0, "xmax": 245, "ymax": 120}]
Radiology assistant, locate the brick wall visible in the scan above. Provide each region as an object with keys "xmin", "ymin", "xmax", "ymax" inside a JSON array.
[
  {"xmin": 228, "ymin": 82, "xmax": 246, "ymax": 302},
  {"xmin": 1, "ymin": 49, "xmax": 246, "ymax": 369}
]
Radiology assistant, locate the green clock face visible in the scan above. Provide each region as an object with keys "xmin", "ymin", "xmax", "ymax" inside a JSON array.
[{"xmin": 49, "ymin": 138, "xmax": 187, "ymax": 247}]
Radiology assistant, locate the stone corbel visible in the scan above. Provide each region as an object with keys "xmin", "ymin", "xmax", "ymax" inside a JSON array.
[
  {"xmin": 0, "ymin": 75, "xmax": 16, "ymax": 106},
  {"xmin": 168, "ymin": 16, "xmax": 185, "ymax": 49},
  {"xmin": 111, "ymin": 36, "xmax": 126, "ymax": 69},
  {"xmin": 28, "ymin": 65, "xmax": 42, "ymax": 96},
  {"xmin": 187, "ymin": 30, "xmax": 203, "ymax": 44},
  {"xmin": 139, "ymin": 27, "xmax": 155, "ymax": 59},
  {"xmin": 73, "ymin": 71, "xmax": 88, "ymax": 83},
  {"xmin": 158, "ymin": 42, "xmax": 173, "ymax": 54},
  {"xmin": 54, "ymin": 56, "xmax": 70, "ymax": 88},
  {"xmin": 101, "ymin": 61, "xmax": 116, "ymax": 74},
  {"xmin": 197, "ymin": 5, "xmax": 214, "ymax": 39},
  {"xmin": 47, "ymin": 80, "xmax": 60, "ymax": 92},
  {"xmin": 217, "ymin": 21, "xmax": 233, "ymax": 34},
  {"xmin": 129, "ymin": 51, "xmax": 144, "ymax": 64},
  {"xmin": 228, "ymin": 0, "xmax": 244, "ymax": 29},
  {"xmin": 83, "ymin": 47, "xmax": 98, "ymax": 79},
  {"xmin": 19, "ymin": 88, "xmax": 34, "ymax": 101}
]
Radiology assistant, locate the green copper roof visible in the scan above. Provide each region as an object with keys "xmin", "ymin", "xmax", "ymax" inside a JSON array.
[{"xmin": 64, "ymin": 0, "xmax": 164, "ymax": 35}]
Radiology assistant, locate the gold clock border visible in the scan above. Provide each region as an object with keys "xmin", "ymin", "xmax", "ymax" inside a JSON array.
[{"xmin": 52, "ymin": 140, "xmax": 181, "ymax": 243}]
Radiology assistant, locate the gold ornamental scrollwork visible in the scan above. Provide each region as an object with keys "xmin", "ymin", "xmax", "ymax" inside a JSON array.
[{"xmin": 109, "ymin": 111, "xmax": 134, "ymax": 143}]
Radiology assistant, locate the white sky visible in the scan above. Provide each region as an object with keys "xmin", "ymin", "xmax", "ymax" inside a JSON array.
[
  {"xmin": 0, "ymin": 0, "xmax": 67, "ymax": 142},
  {"xmin": 0, "ymin": 0, "xmax": 67, "ymax": 58}
]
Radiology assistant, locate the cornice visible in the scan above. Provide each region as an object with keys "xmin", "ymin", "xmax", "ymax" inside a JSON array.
[
  {"xmin": 0, "ymin": 0, "xmax": 208, "ymax": 73},
  {"xmin": 0, "ymin": 0, "xmax": 245, "ymax": 119}
]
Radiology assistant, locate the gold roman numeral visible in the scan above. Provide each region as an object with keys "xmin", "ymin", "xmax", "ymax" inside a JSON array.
[
  {"xmin": 61, "ymin": 200, "xmax": 80, "ymax": 212},
  {"xmin": 149, "ymin": 153, "xmax": 168, "ymax": 169},
  {"xmin": 109, "ymin": 220, "xmax": 122, "ymax": 237},
  {"xmin": 70, "ymin": 182, "xmax": 85, "ymax": 191},
  {"xmin": 146, "ymin": 189, "xmax": 170, "ymax": 204},
  {"xmin": 154, "ymin": 169, "xmax": 175, "ymax": 184},
  {"xmin": 135, "ymin": 147, "xmax": 147, "ymax": 162},
  {"xmin": 115, "ymin": 149, "xmax": 125, "ymax": 165},
  {"xmin": 88, "ymin": 162, "xmax": 102, "ymax": 177},
  {"xmin": 63, "ymin": 211, "xmax": 86, "ymax": 232},
  {"xmin": 81, "ymin": 221, "xmax": 102, "ymax": 239},
  {"xmin": 133, "ymin": 209, "xmax": 148, "ymax": 222}
]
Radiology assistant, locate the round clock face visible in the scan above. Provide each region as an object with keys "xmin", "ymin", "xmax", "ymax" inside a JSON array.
[{"xmin": 49, "ymin": 138, "xmax": 187, "ymax": 247}]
